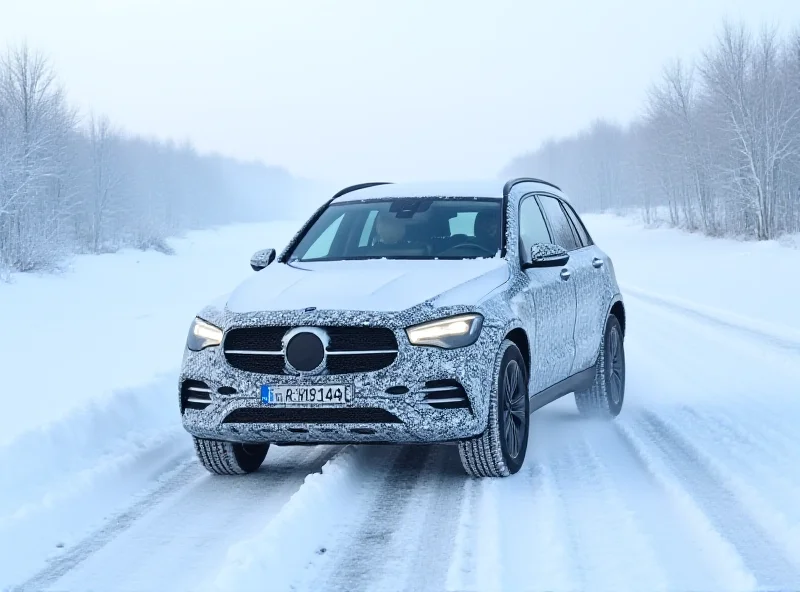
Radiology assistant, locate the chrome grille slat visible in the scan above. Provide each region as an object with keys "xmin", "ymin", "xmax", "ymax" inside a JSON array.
[
  {"xmin": 419, "ymin": 386, "xmax": 460, "ymax": 393},
  {"xmin": 424, "ymin": 397, "xmax": 465, "ymax": 404}
]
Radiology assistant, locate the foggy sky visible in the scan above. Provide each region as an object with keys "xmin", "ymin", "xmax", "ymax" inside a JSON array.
[{"xmin": 3, "ymin": 0, "xmax": 799, "ymax": 184}]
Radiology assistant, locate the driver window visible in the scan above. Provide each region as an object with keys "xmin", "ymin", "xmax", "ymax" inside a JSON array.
[{"xmin": 518, "ymin": 197, "xmax": 551, "ymax": 259}]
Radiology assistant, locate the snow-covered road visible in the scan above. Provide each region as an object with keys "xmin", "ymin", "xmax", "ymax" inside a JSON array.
[{"xmin": 3, "ymin": 215, "xmax": 799, "ymax": 592}]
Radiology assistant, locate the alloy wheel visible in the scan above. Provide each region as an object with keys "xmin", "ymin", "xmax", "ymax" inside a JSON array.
[
  {"xmin": 502, "ymin": 360, "xmax": 527, "ymax": 459},
  {"xmin": 608, "ymin": 327, "xmax": 624, "ymax": 406}
]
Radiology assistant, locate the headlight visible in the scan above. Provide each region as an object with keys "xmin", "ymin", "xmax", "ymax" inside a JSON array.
[
  {"xmin": 187, "ymin": 317, "xmax": 223, "ymax": 351},
  {"xmin": 405, "ymin": 314, "xmax": 484, "ymax": 349}
]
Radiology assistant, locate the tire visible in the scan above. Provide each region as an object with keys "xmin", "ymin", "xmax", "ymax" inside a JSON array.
[
  {"xmin": 575, "ymin": 314, "xmax": 625, "ymax": 418},
  {"xmin": 458, "ymin": 340, "xmax": 530, "ymax": 477},
  {"xmin": 193, "ymin": 437, "xmax": 269, "ymax": 475}
]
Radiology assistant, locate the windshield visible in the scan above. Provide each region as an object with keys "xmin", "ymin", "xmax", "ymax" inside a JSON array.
[{"xmin": 288, "ymin": 198, "xmax": 503, "ymax": 261}]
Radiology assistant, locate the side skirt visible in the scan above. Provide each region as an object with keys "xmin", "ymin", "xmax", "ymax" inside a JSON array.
[{"xmin": 528, "ymin": 364, "xmax": 596, "ymax": 413}]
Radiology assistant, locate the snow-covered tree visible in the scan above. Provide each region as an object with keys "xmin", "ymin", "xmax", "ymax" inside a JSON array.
[
  {"xmin": 505, "ymin": 20, "xmax": 800, "ymax": 241},
  {"xmin": 0, "ymin": 43, "xmax": 303, "ymax": 276}
]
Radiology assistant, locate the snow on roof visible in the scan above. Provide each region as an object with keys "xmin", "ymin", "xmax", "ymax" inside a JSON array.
[{"xmin": 331, "ymin": 179, "xmax": 567, "ymax": 202}]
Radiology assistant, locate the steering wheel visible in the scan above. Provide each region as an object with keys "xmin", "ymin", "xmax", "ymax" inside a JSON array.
[{"xmin": 438, "ymin": 242, "xmax": 497, "ymax": 257}]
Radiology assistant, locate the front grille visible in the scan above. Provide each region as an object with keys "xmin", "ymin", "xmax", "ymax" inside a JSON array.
[
  {"xmin": 226, "ymin": 353, "xmax": 285, "ymax": 374},
  {"xmin": 324, "ymin": 327, "xmax": 398, "ymax": 352},
  {"xmin": 181, "ymin": 379, "xmax": 212, "ymax": 413},
  {"xmin": 223, "ymin": 326, "xmax": 398, "ymax": 375},
  {"xmin": 223, "ymin": 407, "xmax": 402, "ymax": 424},
  {"xmin": 327, "ymin": 353, "xmax": 397, "ymax": 374},
  {"xmin": 224, "ymin": 327, "xmax": 284, "ymax": 351}
]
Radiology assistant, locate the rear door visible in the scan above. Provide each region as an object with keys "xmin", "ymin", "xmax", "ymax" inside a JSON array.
[
  {"xmin": 518, "ymin": 195, "xmax": 577, "ymax": 394},
  {"xmin": 561, "ymin": 200, "xmax": 617, "ymax": 368}
]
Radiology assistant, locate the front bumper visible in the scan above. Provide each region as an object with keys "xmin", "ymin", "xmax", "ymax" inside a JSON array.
[{"xmin": 179, "ymin": 323, "xmax": 500, "ymax": 445}]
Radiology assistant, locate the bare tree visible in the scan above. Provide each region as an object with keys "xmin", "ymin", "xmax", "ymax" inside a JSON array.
[
  {"xmin": 505, "ymin": 20, "xmax": 800, "ymax": 242},
  {"xmin": 84, "ymin": 113, "xmax": 124, "ymax": 252}
]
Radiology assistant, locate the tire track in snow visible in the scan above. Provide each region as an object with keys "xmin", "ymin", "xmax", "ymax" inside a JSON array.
[
  {"xmin": 679, "ymin": 406, "xmax": 800, "ymax": 513},
  {"xmin": 674, "ymin": 408, "xmax": 800, "ymax": 566},
  {"xmin": 544, "ymin": 419, "xmax": 669, "ymax": 592},
  {"xmin": 306, "ymin": 445, "xmax": 434, "ymax": 592},
  {"xmin": 15, "ymin": 458, "xmax": 200, "ymax": 592},
  {"xmin": 371, "ymin": 446, "xmax": 465, "ymax": 592},
  {"xmin": 20, "ymin": 445, "xmax": 342, "ymax": 592},
  {"xmin": 490, "ymin": 459, "xmax": 577, "ymax": 592},
  {"xmin": 444, "ymin": 471, "xmax": 480, "ymax": 592},
  {"xmin": 622, "ymin": 285, "xmax": 800, "ymax": 354},
  {"xmin": 577, "ymin": 417, "xmax": 729, "ymax": 590},
  {"xmin": 637, "ymin": 410, "xmax": 800, "ymax": 589}
]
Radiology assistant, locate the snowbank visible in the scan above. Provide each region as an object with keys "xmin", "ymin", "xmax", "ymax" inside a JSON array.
[
  {"xmin": 0, "ymin": 221, "xmax": 299, "ymax": 583},
  {"xmin": 0, "ymin": 222, "xmax": 298, "ymax": 447}
]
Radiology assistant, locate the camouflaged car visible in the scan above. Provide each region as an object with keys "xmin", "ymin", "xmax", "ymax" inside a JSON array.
[{"xmin": 179, "ymin": 178, "xmax": 626, "ymax": 477}]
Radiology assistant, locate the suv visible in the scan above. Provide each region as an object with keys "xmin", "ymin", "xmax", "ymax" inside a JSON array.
[{"xmin": 179, "ymin": 178, "xmax": 626, "ymax": 478}]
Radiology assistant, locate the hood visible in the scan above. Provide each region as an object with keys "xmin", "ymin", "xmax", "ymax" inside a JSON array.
[{"xmin": 224, "ymin": 258, "xmax": 510, "ymax": 314}]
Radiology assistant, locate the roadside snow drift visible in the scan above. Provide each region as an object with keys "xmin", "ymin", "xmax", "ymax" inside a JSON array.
[{"xmin": 0, "ymin": 221, "xmax": 298, "ymax": 584}]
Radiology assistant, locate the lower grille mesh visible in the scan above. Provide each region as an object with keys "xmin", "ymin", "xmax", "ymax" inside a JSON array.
[{"xmin": 223, "ymin": 407, "xmax": 402, "ymax": 424}]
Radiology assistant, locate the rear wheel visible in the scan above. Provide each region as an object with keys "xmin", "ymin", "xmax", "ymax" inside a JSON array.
[
  {"xmin": 575, "ymin": 315, "xmax": 625, "ymax": 418},
  {"xmin": 459, "ymin": 340, "xmax": 529, "ymax": 477},
  {"xmin": 193, "ymin": 437, "xmax": 269, "ymax": 475}
]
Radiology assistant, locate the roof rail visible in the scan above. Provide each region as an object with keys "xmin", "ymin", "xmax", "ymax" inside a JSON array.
[
  {"xmin": 503, "ymin": 177, "xmax": 561, "ymax": 196},
  {"xmin": 332, "ymin": 181, "xmax": 394, "ymax": 199}
]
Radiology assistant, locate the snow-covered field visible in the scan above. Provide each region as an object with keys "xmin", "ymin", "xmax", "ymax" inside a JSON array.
[{"xmin": 2, "ymin": 214, "xmax": 799, "ymax": 591}]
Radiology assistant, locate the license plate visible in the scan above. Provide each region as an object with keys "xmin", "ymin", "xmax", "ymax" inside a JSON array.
[{"xmin": 261, "ymin": 384, "xmax": 353, "ymax": 405}]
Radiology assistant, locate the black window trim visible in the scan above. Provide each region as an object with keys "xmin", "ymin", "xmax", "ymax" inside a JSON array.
[
  {"xmin": 560, "ymin": 200, "xmax": 595, "ymax": 247},
  {"xmin": 535, "ymin": 192, "xmax": 582, "ymax": 252},
  {"xmin": 560, "ymin": 201, "xmax": 584, "ymax": 248}
]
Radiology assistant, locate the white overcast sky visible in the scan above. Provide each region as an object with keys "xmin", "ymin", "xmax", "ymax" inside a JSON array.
[{"xmin": 2, "ymin": 0, "xmax": 799, "ymax": 184}]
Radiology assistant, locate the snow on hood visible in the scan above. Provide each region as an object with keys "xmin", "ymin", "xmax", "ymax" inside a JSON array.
[{"xmin": 224, "ymin": 258, "xmax": 510, "ymax": 313}]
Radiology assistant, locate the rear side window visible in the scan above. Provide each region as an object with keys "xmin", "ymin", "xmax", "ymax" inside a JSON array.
[
  {"xmin": 562, "ymin": 201, "xmax": 593, "ymax": 246},
  {"xmin": 538, "ymin": 195, "xmax": 580, "ymax": 251}
]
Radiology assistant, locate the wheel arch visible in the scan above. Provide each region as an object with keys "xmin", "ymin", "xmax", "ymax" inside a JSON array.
[
  {"xmin": 609, "ymin": 297, "xmax": 626, "ymax": 337},
  {"xmin": 504, "ymin": 326, "xmax": 531, "ymax": 377}
]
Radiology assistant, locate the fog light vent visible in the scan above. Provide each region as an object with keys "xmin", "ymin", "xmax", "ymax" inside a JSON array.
[
  {"xmin": 181, "ymin": 379, "xmax": 212, "ymax": 413},
  {"xmin": 421, "ymin": 379, "xmax": 470, "ymax": 410}
]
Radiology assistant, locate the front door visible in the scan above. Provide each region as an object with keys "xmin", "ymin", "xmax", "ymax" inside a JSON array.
[{"xmin": 518, "ymin": 195, "xmax": 577, "ymax": 394}]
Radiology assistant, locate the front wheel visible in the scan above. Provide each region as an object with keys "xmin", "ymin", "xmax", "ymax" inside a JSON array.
[
  {"xmin": 575, "ymin": 315, "xmax": 625, "ymax": 418},
  {"xmin": 459, "ymin": 340, "xmax": 530, "ymax": 477},
  {"xmin": 193, "ymin": 437, "xmax": 269, "ymax": 475}
]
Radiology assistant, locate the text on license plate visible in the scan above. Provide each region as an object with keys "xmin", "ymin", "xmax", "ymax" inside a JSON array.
[{"xmin": 261, "ymin": 384, "xmax": 353, "ymax": 405}]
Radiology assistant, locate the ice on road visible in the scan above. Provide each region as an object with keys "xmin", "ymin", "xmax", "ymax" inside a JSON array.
[{"xmin": 2, "ymin": 214, "xmax": 799, "ymax": 591}]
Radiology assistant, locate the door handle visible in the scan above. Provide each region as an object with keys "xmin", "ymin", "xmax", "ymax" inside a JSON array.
[
  {"xmin": 560, "ymin": 269, "xmax": 571, "ymax": 281},
  {"xmin": 592, "ymin": 257, "xmax": 604, "ymax": 269}
]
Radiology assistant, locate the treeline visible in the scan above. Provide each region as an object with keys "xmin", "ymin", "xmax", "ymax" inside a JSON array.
[
  {"xmin": 504, "ymin": 22, "xmax": 800, "ymax": 240},
  {"xmin": 0, "ymin": 44, "xmax": 303, "ymax": 275}
]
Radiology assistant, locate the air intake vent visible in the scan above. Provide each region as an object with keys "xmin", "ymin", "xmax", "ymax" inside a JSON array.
[
  {"xmin": 222, "ymin": 407, "xmax": 402, "ymax": 424},
  {"xmin": 181, "ymin": 379, "xmax": 212, "ymax": 413},
  {"xmin": 421, "ymin": 380, "xmax": 470, "ymax": 410}
]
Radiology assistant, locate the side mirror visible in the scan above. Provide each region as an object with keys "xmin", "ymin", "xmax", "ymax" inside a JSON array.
[
  {"xmin": 250, "ymin": 248, "xmax": 276, "ymax": 271},
  {"xmin": 522, "ymin": 243, "xmax": 570, "ymax": 269}
]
